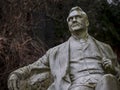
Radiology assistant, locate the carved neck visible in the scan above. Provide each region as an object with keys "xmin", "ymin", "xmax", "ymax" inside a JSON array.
[{"xmin": 71, "ymin": 29, "xmax": 88, "ymax": 40}]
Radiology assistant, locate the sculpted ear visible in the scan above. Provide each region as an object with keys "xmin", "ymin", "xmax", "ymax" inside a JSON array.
[{"xmin": 86, "ymin": 19, "xmax": 89, "ymax": 27}]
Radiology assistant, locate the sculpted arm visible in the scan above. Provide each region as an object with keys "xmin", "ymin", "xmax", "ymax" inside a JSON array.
[{"xmin": 8, "ymin": 50, "xmax": 51, "ymax": 90}]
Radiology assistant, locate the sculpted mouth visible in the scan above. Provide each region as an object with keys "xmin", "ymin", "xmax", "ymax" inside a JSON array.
[{"xmin": 71, "ymin": 23, "xmax": 81, "ymax": 27}]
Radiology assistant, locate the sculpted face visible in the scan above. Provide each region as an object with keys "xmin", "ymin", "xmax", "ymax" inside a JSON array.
[{"xmin": 67, "ymin": 9, "xmax": 89, "ymax": 33}]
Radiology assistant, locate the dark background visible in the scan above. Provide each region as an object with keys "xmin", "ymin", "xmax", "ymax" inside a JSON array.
[{"xmin": 0, "ymin": 0, "xmax": 120, "ymax": 89}]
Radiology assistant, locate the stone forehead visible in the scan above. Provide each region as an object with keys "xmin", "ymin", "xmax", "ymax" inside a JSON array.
[
  {"xmin": 67, "ymin": 6, "xmax": 88, "ymax": 21},
  {"xmin": 68, "ymin": 10, "xmax": 83, "ymax": 17},
  {"xmin": 69, "ymin": 6, "xmax": 87, "ymax": 17},
  {"xmin": 68, "ymin": 9, "xmax": 86, "ymax": 19}
]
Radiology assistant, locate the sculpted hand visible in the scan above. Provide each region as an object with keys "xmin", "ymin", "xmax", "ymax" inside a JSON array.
[
  {"xmin": 102, "ymin": 57, "xmax": 114, "ymax": 73},
  {"xmin": 8, "ymin": 74, "xmax": 20, "ymax": 90}
]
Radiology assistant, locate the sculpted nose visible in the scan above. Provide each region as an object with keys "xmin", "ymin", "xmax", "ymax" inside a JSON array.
[{"xmin": 73, "ymin": 17, "xmax": 76, "ymax": 22}]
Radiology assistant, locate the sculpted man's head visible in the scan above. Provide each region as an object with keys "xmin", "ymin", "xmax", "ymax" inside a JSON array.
[{"xmin": 67, "ymin": 6, "xmax": 89, "ymax": 34}]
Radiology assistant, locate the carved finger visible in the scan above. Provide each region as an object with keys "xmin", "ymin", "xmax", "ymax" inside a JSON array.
[
  {"xmin": 102, "ymin": 59, "xmax": 112, "ymax": 67},
  {"xmin": 104, "ymin": 64, "xmax": 111, "ymax": 69},
  {"xmin": 16, "ymin": 79, "xmax": 20, "ymax": 89},
  {"xmin": 13, "ymin": 79, "xmax": 19, "ymax": 90},
  {"xmin": 103, "ymin": 62, "xmax": 109, "ymax": 67},
  {"xmin": 8, "ymin": 80, "xmax": 14, "ymax": 90},
  {"xmin": 104, "ymin": 62, "xmax": 110, "ymax": 66}
]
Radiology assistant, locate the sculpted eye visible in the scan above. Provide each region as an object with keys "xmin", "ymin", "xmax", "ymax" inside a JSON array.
[
  {"xmin": 68, "ymin": 15, "xmax": 82, "ymax": 22},
  {"xmin": 68, "ymin": 17, "xmax": 73, "ymax": 22},
  {"xmin": 76, "ymin": 15, "xmax": 82, "ymax": 19}
]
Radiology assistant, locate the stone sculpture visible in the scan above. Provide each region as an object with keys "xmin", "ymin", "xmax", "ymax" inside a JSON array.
[{"xmin": 8, "ymin": 6, "xmax": 120, "ymax": 90}]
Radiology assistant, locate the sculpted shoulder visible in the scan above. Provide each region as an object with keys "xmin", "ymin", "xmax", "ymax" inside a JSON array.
[
  {"xmin": 47, "ymin": 41, "xmax": 69, "ymax": 54},
  {"xmin": 91, "ymin": 36, "xmax": 111, "ymax": 50},
  {"xmin": 91, "ymin": 36, "xmax": 116, "ymax": 59}
]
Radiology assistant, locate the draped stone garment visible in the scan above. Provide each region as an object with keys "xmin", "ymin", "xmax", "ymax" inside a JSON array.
[{"xmin": 9, "ymin": 36, "xmax": 119, "ymax": 90}]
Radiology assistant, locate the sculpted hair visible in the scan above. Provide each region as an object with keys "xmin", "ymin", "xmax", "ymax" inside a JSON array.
[{"xmin": 67, "ymin": 6, "xmax": 88, "ymax": 22}]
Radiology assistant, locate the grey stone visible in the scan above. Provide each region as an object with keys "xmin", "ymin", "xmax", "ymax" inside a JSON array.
[{"xmin": 8, "ymin": 6, "xmax": 120, "ymax": 90}]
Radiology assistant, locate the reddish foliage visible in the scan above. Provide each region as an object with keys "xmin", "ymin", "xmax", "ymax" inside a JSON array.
[{"xmin": 0, "ymin": 0, "xmax": 47, "ymax": 90}]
